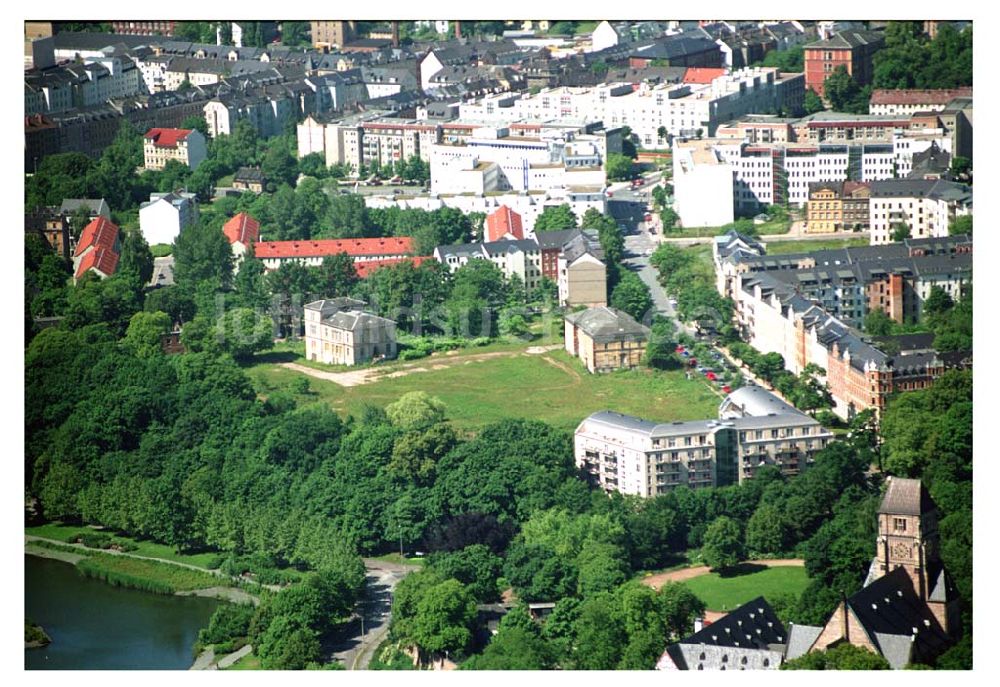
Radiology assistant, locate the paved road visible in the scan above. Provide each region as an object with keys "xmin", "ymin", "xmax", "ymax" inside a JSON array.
[{"xmin": 329, "ymin": 559, "xmax": 419, "ymax": 670}]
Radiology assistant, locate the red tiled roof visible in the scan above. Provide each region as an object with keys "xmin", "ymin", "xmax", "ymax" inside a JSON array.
[
  {"xmin": 74, "ymin": 216, "xmax": 119, "ymax": 257},
  {"xmin": 255, "ymin": 236, "xmax": 415, "ymax": 259},
  {"xmin": 144, "ymin": 128, "xmax": 194, "ymax": 148},
  {"xmin": 682, "ymin": 67, "xmax": 727, "ymax": 84},
  {"xmin": 354, "ymin": 256, "xmax": 430, "ymax": 278},
  {"xmin": 75, "ymin": 247, "xmax": 119, "ymax": 279},
  {"xmin": 869, "ymin": 88, "xmax": 972, "ymax": 106},
  {"xmin": 485, "ymin": 205, "xmax": 524, "ymax": 242},
  {"xmin": 222, "ymin": 212, "xmax": 260, "ymax": 245}
]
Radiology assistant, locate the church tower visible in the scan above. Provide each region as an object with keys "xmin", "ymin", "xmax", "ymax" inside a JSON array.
[{"xmin": 873, "ymin": 477, "xmax": 959, "ymax": 635}]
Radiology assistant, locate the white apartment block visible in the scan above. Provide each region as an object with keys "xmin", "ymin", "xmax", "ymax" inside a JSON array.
[
  {"xmin": 139, "ymin": 192, "xmax": 199, "ymax": 246},
  {"xmin": 868, "ymin": 179, "xmax": 973, "ymax": 245},
  {"xmin": 24, "ymin": 57, "xmax": 143, "ymax": 115},
  {"xmin": 297, "ymin": 113, "xmax": 439, "ymax": 170},
  {"xmin": 142, "ymin": 128, "xmax": 207, "ymax": 170},
  {"xmin": 458, "ymin": 67, "xmax": 804, "ymax": 147},
  {"xmin": 673, "ymin": 136, "xmax": 898, "ymax": 227},
  {"xmin": 575, "ymin": 408, "xmax": 831, "ymax": 496},
  {"xmin": 434, "ymin": 239, "xmax": 545, "ymax": 292}
]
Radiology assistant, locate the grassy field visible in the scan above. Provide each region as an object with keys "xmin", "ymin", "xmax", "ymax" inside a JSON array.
[
  {"xmin": 763, "ymin": 237, "xmax": 871, "ymax": 254},
  {"xmin": 76, "ymin": 554, "xmax": 224, "ymax": 593},
  {"xmin": 666, "ymin": 216, "xmax": 793, "ymax": 239},
  {"xmin": 683, "ymin": 566, "xmax": 810, "ymax": 612},
  {"xmin": 223, "ymin": 653, "xmax": 263, "ymax": 670},
  {"xmin": 26, "ymin": 522, "xmax": 221, "ymax": 569},
  {"xmin": 248, "ymin": 346, "xmax": 723, "ymax": 432}
]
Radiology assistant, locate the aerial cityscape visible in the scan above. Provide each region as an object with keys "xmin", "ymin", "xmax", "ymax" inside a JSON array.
[{"xmin": 23, "ymin": 18, "xmax": 973, "ymax": 672}]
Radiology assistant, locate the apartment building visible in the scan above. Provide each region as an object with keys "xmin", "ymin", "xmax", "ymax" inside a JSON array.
[
  {"xmin": 139, "ymin": 191, "xmax": 199, "ymax": 245},
  {"xmin": 564, "ymin": 307, "xmax": 649, "ymax": 374},
  {"xmin": 297, "ymin": 112, "xmax": 439, "ymax": 169},
  {"xmin": 434, "ymin": 239, "xmax": 544, "ymax": 292},
  {"xmin": 142, "ymin": 128, "xmax": 207, "ymax": 170},
  {"xmin": 868, "ymin": 179, "xmax": 972, "ymax": 244},
  {"xmin": 558, "ymin": 232, "xmax": 607, "ymax": 308},
  {"xmin": 732, "ymin": 269, "xmax": 969, "ymax": 418},
  {"xmin": 718, "ymin": 231, "xmax": 971, "ymax": 328},
  {"xmin": 805, "ymin": 180, "xmax": 870, "ymax": 233},
  {"xmin": 803, "ymin": 30, "xmax": 884, "ymax": 98},
  {"xmin": 484, "ymin": 205, "xmax": 524, "ymax": 242},
  {"xmin": 221, "ymin": 212, "xmax": 260, "ymax": 267},
  {"xmin": 869, "ymin": 88, "xmax": 973, "ymax": 116},
  {"xmin": 304, "ymin": 298, "xmax": 397, "ymax": 366},
  {"xmin": 457, "ymin": 67, "xmax": 804, "ymax": 146},
  {"xmin": 24, "ymin": 56, "xmax": 143, "ymax": 115},
  {"xmin": 574, "ymin": 402, "xmax": 832, "ymax": 497},
  {"xmin": 672, "ymin": 136, "xmax": 894, "ymax": 226}
]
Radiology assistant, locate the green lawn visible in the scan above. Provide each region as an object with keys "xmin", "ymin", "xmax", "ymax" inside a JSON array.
[
  {"xmin": 248, "ymin": 345, "xmax": 723, "ymax": 432},
  {"xmin": 683, "ymin": 566, "xmax": 810, "ymax": 612},
  {"xmin": 666, "ymin": 216, "xmax": 792, "ymax": 239},
  {"xmin": 76, "ymin": 553, "xmax": 224, "ymax": 593},
  {"xmin": 763, "ymin": 237, "xmax": 871, "ymax": 255},
  {"xmin": 26, "ymin": 522, "xmax": 221, "ymax": 569},
  {"xmin": 223, "ymin": 653, "xmax": 262, "ymax": 670}
]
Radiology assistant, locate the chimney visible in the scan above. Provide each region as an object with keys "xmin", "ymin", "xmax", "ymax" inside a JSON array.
[
  {"xmin": 391, "ymin": 21, "xmax": 400, "ymax": 48},
  {"xmin": 693, "ymin": 617, "xmax": 704, "ymax": 633}
]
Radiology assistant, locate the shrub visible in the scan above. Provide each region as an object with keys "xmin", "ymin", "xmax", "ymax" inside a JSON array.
[
  {"xmin": 79, "ymin": 532, "xmax": 114, "ymax": 549},
  {"xmin": 470, "ymin": 337, "xmax": 491, "ymax": 347},
  {"xmin": 399, "ymin": 349, "xmax": 430, "ymax": 361}
]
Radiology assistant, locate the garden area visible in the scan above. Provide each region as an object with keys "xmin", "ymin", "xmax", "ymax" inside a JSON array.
[{"xmin": 681, "ymin": 565, "xmax": 811, "ymax": 613}]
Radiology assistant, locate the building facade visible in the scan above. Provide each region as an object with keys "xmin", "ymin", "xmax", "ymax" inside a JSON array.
[
  {"xmin": 564, "ymin": 307, "xmax": 650, "ymax": 374},
  {"xmin": 139, "ymin": 191, "xmax": 199, "ymax": 246},
  {"xmin": 868, "ymin": 179, "xmax": 972, "ymax": 245},
  {"xmin": 803, "ymin": 30, "xmax": 884, "ymax": 97},
  {"xmin": 304, "ymin": 297, "xmax": 397, "ymax": 366},
  {"xmin": 143, "ymin": 128, "xmax": 207, "ymax": 170}
]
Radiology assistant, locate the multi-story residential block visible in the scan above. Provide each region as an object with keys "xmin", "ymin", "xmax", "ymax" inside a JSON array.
[
  {"xmin": 868, "ymin": 179, "xmax": 972, "ymax": 244},
  {"xmin": 297, "ymin": 112, "xmax": 439, "ymax": 170},
  {"xmin": 435, "ymin": 239, "xmax": 544, "ymax": 292},
  {"xmin": 139, "ymin": 191, "xmax": 199, "ymax": 246},
  {"xmin": 24, "ymin": 56, "xmax": 144, "ymax": 115},
  {"xmin": 311, "ymin": 21, "xmax": 356, "ymax": 51},
  {"xmin": 72, "ymin": 216, "xmax": 120, "ymax": 283},
  {"xmin": 718, "ymin": 230, "xmax": 971, "ymax": 327},
  {"xmin": 255, "ymin": 237, "xmax": 415, "ymax": 271},
  {"xmin": 112, "ymin": 20, "xmax": 177, "ymax": 36},
  {"xmin": 806, "ymin": 180, "xmax": 870, "ymax": 233},
  {"xmin": 29, "ymin": 198, "xmax": 111, "ymax": 260},
  {"xmin": 142, "ymin": 128, "xmax": 207, "ymax": 170},
  {"xmin": 868, "ymin": 88, "xmax": 972, "ymax": 116},
  {"xmin": 564, "ymin": 307, "xmax": 650, "ymax": 374},
  {"xmin": 574, "ymin": 402, "xmax": 832, "ymax": 496},
  {"xmin": 304, "ymin": 297, "xmax": 397, "ymax": 366},
  {"xmin": 732, "ymin": 269, "xmax": 970, "ymax": 418},
  {"xmin": 803, "ymin": 30, "xmax": 884, "ymax": 98},
  {"xmin": 457, "ymin": 67, "xmax": 804, "ymax": 146},
  {"xmin": 626, "ymin": 30, "xmax": 724, "ymax": 69},
  {"xmin": 557, "ymin": 232, "xmax": 607, "ymax": 308},
  {"xmin": 672, "ymin": 136, "xmax": 894, "ymax": 226}
]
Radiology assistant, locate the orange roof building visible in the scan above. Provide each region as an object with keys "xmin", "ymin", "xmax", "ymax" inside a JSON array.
[
  {"xmin": 255, "ymin": 237, "xmax": 415, "ymax": 270},
  {"xmin": 222, "ymin": 212, "xmax": 260, "ymax": 246},
  {"xmin": 73, "ymin": 216, "xmax": 120, "ymax": 281},
  {"xmin": 485, "ymin": 205, "xmax": 524, "ymax": 242}
]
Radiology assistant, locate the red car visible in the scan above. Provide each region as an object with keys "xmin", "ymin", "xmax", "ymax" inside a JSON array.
[
  {"xmin": 688, "ymin": 358, "xmax": 697, "ymax": 367},
  {"xmin": 722, "ymin": 385, "xmax": 732, "ymax": 393},
  {"xmin": 706, "ymin": 371, "xmax": 716, "ymax": 381},
  {"xmin": 675, "ymin": 346, "xmax": 685, "ymax": 353}
]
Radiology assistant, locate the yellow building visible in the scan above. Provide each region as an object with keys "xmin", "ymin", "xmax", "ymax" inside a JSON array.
[{"xmin": 564, "ymin": 307, "xmax": 650, "ymax": 374}]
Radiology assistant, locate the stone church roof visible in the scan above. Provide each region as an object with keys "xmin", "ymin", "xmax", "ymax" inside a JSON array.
[{"xmin": 879, "ymin": 477, "xmax": 935, "ymax": 516}]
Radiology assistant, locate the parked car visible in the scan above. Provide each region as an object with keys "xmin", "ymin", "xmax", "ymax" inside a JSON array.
[{"xmin": 722, "ymin": 385, "xmax": 732, "ymax": 393}]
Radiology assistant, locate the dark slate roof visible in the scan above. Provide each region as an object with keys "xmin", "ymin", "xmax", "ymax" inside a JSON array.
[
  {"xmin": 630, "ymin": 31, "xmax": 720, "ymax": 60},
  {"xmin": 847, "ymin": 568, "xmax": 950, "ymax": 669},
  {"xmin": 305, "ymin": 297, "xmax": 367, "ymax": 317},
  {"xmin": 234, "ymin": 166, "xmax": 264, "ymax": 183},
  {"xmin": 482, "ymin": 238, "xmax": 539, "ymax": 256},
  {"xmin": 908, "ymin": 143, "xmax": 951, "ymax": 179},
  {"xmin": 784, "ymin": 624, "xmax": 823, "ymax": 660},
  {"xmin": 868, "ymin": 179, "xmax": 972, "ymax": 204},
  {"xmin": 52, "ymin": 31, "xmax": 152, "ymax": 52},
  {"xmin": 562, "ymin": 231, "xmax": 604, "ymax": 264},
  {"xmin": 870, "ymin": 332, "xmax": 937, "ymax": 353},
  {"xmin": 564, "ymin": 306, "xmax": 650, "ymax": 343},
  {"xmin": 673, "ymin": 596, "xmax": 786, "ymax": 651},
  {"xmin": 806, "ymin": 30, "xmax": 884, "ymax": 50},
  {"xmin": 879, "ymin": 477, "xmax": 935, "ymax": 516},
  {"xmin": 534, "ymin": 228, "xmax": 581, "ymax": 250},
  {"xmin": 323, "ymin": 309, "xmax": 396, "ymax": 332}
]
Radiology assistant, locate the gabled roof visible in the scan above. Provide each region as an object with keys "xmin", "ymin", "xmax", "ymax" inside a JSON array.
[
  {"xmin": 255, "ymin": 237, "xmax": 414, "ymax": 259},
  {"xmin": 663, "ymin": 596, "xmax": 787, "ymax": 669},
  {"xmin": 75, "ymin": 246, "xmax": 119, "ymax": 279},
  {"xmin": 305, "ymin": 297, "xmax": 367, "ymax": 316},
  {"xmin": 58, "ymin": 198, "xmax": 110, "ymax": 217},
  {"xmin": 74, "ymin": 216, "xmax": 119, "ymax": 257},
  {"xmin": 870, "ymin": 88, "xmax": 972, "ymax": 106},
  {"xmin": 222, "ymin": 212, "xmax": 260, "ymax": 246},
  {"xmin": 322, "ymin": 309, "xmax": 396, "ymax": 332},
  {"xmin": 485, "ymin": 205, "xmax": 524, "ymax": 242},
  {"xmin": 805, "ymin": 30, "xmax": 884, "ymax": 50},
  {"xmin": 846, "ymin": 568, "xmax": 950, "ymax": 669},
  {"xmin": 143, "ymin": 128, "xmax": 194, "ymax": 148}
]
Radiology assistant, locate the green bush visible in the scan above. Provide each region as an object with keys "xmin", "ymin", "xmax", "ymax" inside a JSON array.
[
  {"xmin": 399, "ymin": 349, "xmax": 430, "ymax": 361},
  {"xmin": 470, "ymin": 337, "xmax": 491, "ymax": 347},
  {"xmin": 79, "ymin": 532, "xmax": 114, "ymax": 549}
]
